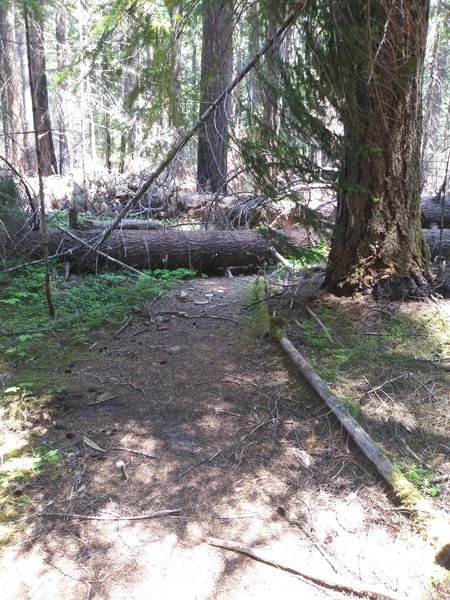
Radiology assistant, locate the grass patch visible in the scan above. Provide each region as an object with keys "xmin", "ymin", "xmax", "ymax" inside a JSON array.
[
  {"xmin": 0, "ymin": 263, "xmax": 198, "ymax": 545},
  {"xmin": 0, "ymin": 264, "xmax": 196, "ymax": 363}
]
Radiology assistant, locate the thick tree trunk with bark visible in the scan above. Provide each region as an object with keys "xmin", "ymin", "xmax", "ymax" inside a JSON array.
[
  {"xmin": 3, "ymin": 228, "xmax": 314, "ymax": 272},
  {"xmin": 197, "ymin": 0, "xmax": 233, "ymax": 193},
  {"xmin": 0, "ymin": 7, "xmax": 28, "ymax": 173},
  {"xmin": 324, "ymin": 1, "xmax": 432, "ymax": 300},
  {"xmin": 24, "ymin": 4, "xmax": 57, "ymax": 176}
]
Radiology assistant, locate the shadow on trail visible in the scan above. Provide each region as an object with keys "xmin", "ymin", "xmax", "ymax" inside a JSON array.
[{"xmin": 3, "ymin": 278, "xmax": 444, "ymax": 600}]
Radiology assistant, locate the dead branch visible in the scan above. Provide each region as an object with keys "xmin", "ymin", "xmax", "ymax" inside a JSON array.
[
  {"xmin": 305, "ymin": 305, "xmax": 334, "ymax": 343},
  {"xmin": 147, "ymin": 450, "xmax": 222, "ymax": 502},
  {"xmin": 206, "ymin": 537, "xmax": 405, "ymax": 600},
  {"xmin": 272, "ymin": 325, "xmax": 450, "ymax": 555},
  {"xmin": 270, "ymin": 246, "xmax": 294, "ymax": 273},
  {"xmin": 42, "ymin": 508, "xmax": 181, "ymax": 521},
  {"xmin": 156, "ymin": 310, "xmax": 238, "ymax": 324},
  {"xmin": 110, "ymin": 446, "xmax": 156, "ymax": 459},
  {"xmin": 87, "ymin": 395, "xmax": 119, "ymax": 406}
]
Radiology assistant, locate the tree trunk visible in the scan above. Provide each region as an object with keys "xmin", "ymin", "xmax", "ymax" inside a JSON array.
[
  {"xmin": 3, "ymin": 228, "xmax": 314, "ymax": 272},
  {"xmin": 16, "ymin": 26, "xmax": 35, "ymax": 171},
  {"xmin": 0, "ymin": 6, "xmax": 28, "ymax": 173},
  {"xmin": 24, "ymin": 3, "xmax": 57, "ymax": 176},
  {"xmin": 197, "ymin": 0, "xmax": 233, "ymax": 193},
  {"xmin": 324, "ymin": 1, "xmax": 432, "ymax": 300},
  {"xmin": 422, "ymin": 3, "xmax": 449, "ymax": 191},
  {"xmin": 55, "ymin": 8, "xmax": 71, "ymax": 175}
]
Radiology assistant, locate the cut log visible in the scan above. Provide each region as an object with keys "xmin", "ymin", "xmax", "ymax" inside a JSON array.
[
  {"xmin": 423, "ymin": 228, "xmax": 450, "ymax": 258},
  {"xmin": 1, "ymin": 228, "xmax": 316, "ymax": 273},
  {"xmin": 421, "ymin": 196, "xmax": 450, "ymax": 228}
]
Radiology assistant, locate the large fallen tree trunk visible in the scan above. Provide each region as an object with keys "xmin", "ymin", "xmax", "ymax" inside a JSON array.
[
  {"xmin": 421, "ymin": 195, "xmax": 450, "ymax": 228},
  {"xmin": 2, "ymin": 228, "xmax": 315, "ymax": 272},
  {"xmin": 423, "ymin": 228, "xmax": 450, "ymax": 258}
]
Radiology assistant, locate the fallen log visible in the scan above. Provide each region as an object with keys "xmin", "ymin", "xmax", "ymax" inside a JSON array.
[
  {"xmin": 270, "ymin": 320, "xmax": 450, "ymax": 558},
  {"xmin": 86, "ymin": 218, "xmax": 164, "ymax": 230},
  {"xmin": 423, "ymin": 228, "xmax": 450, "ymax": 258},
  {"xmin": 2, "ymin": 228, "xmax": 316, "ymax": 273},
  {"xmin": 421, "ymin": 196, "xmax": 450, "ymax": 228}
]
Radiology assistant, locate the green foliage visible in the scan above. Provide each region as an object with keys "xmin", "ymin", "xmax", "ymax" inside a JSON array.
[
  {"xmin": 242, "ymin": 280, "xmax": 271, "ymax": 344},
  {"xmin": 0, "ymin": 172, "xmax": 27, "ymax": 232},
  {"xmin": 0, "ymin": 264, "xmax": 196, "ymax": 361},
  {"xmin": 402, "ymin": 463, "xmax": 440, "ymax": 498}
]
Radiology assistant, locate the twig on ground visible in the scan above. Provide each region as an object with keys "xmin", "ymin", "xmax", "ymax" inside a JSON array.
[
  {"xmin": 362, "ymin": 374, "xmax": 409, "ymax": 397},
  {"xmin": 42, "ymin": 508, "xmax": 182, "ymax": 521},
  {"xmin": 88, "ymin": 395, "xmax": 119, "ymax": 406},
  {"xmin": 432, "ymin": 473, "xmax": 450, "ymax": 484},
  {"xmin": 147, "ymin": 450, "xmax": 222, "ymax": 502},
  {"xmin": 112, "ymin": 319, "xmax": 133, "ymax": 338},
  {"xmin": 305, "ymin": 306, "xmax": 334, "ymax": 343},
  {"xmin": 206, "ymin": 537, "xmax": 405, "ymax": 600},
  {"xmin": 110, "ymin": 446, "xmax": 156, "ymax": 459},
  {"xmin": 156, "ymin": 311, "xmax": 238, "ymax": 324},
  {"xmin": 110, "ymin": 377, "xmax": 145, "ymax": 394}
]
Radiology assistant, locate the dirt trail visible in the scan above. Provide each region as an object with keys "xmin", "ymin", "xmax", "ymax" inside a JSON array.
[{"xmin": 0, "ymin": 277, "xmax": 443, "ymax": 599}]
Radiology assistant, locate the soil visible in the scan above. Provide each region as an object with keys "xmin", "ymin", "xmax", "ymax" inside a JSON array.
[{"xmin": 1, "ymin": 275, "xmax": 449, "ymax": 600}]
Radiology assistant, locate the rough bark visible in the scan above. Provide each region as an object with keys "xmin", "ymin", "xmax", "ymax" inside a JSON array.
[
  {"xmin": 0, "ymin": 6, "xmax": 28, "ymax": 173},
  {"xmin": 2, "ymin": 228, "xmax": 314, "ymax": 272},
  {"xmin": 24, "ymin": 3, "xmax": 57, "ymax": 176},
  {"xmin": 197, "ymin": 0, "xmax": 233, "ymax": 193},
  {"xmin": 324, "ymin": 1, "xmax": 432, "ymax": 300},
  {"xmin": 421, "ymin": 195, "xmax": 450, "ymax": 227}
]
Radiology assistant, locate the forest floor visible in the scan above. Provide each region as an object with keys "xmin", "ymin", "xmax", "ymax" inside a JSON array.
[{"xmin": 1, "ymin": 273, "xmax": 449, "ymax": 600}]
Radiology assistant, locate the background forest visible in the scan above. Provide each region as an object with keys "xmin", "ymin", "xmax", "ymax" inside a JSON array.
[
  {"xmin": 0, "ymin": 1, "xmax": 448, "ymax": 208},
  {"xmin": 1, "ymin": 3, "xmax": 450, "ymax": 598}
]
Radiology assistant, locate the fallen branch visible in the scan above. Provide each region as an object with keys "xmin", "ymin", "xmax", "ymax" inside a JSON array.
[
  {"xmin": 305, "ymin": 305, "xmax": 334, "ymax": 343},
  {"xmin": 42, "ymin": 508, "xmax": 181, "ymax": 521},
  {"xmin": 147, "ymin": 450, "xmax": 222, "ymax": 502},
  {"xmin": 270, "ymin": 246, "xmax": 293, "ymax": 273},
  {"xmin": 271, "ymin": 322, "xmax": 450, "ymax": 554},
  {"xmin": 156, "ymin": 310, "xmax": 238, "ymax": 324},
  {"xmin": 206, "ymin": 537, "xmax": 405, "ymax": 600},
  {"xmin": 110, "ymin": 446, "xmax": 156, "ymax": 459},
  {"xmin": 88, "ymin": 395, "xmax": 119, "ymax": 406}
]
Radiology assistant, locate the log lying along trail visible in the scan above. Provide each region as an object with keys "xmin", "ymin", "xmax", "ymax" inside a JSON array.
[{"xmin": 3, "ymin": 227, "xmax": 316, "ymax": 272}]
